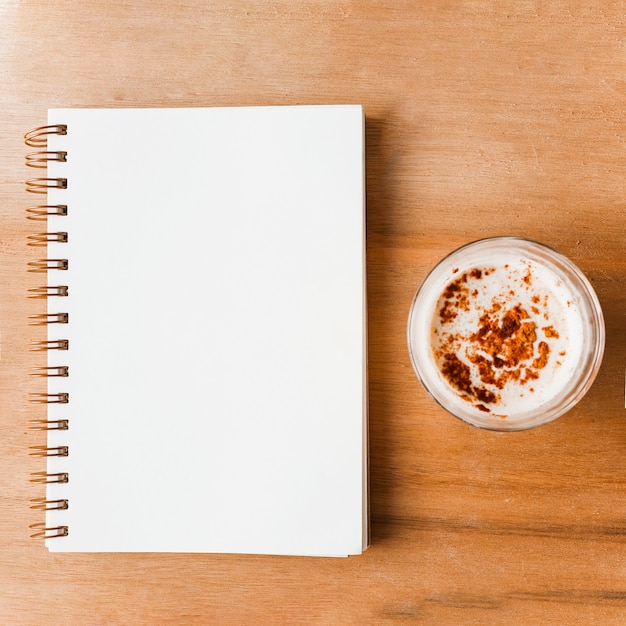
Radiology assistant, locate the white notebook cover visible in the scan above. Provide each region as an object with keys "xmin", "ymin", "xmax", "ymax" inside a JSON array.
[{"xmin": 40, "ymin": 105, "xmax": 367, "ymax": 556}]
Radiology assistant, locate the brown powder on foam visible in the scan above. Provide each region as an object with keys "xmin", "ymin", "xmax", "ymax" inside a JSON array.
[{"xmin": 433, "ymin": 267, "xmax": 557, "ymax": 414}]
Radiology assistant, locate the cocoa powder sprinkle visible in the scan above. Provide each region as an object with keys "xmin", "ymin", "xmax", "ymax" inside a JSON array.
[{"xmin": 432, "ymin": 265, "xmax": 563, "ymax": 414}]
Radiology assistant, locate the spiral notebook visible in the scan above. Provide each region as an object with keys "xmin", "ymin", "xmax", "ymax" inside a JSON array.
[{"xmin": 26, "ymin": 105, "xmax": 368, "ymax": 556}]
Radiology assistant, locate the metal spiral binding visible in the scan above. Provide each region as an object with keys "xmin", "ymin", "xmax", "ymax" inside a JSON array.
[
  {"xmin": 28, "ymin": 286, "xmax": 69, "ymax": 298},
  {"xmin": 29, "ymin": 312, "xmax": 69, "ymax": 325},
  {"xmin": 30, "ymin": 339, "xmax": 69, "ymax": 351},
  {"xmin": 24, "ymin": 124, "xmax": 67, "ymax": 148},
  {"xmin": 26, "ymin": 124, "xmax": 70, "ymax": 542},
  {"xmin": 30, "ymin": 472, "xmax": 69, "ymax": 484},
  {"xmin": 27, "ymin": 258, "xmax": 68, "ymax": 272},
  {"xmin": 30, "ymin": 393, "xmax": 69, "ymax": 404},
  {"xmin": 25, "ymin": 178, "xmax": 68, "ymax": 194},
  {"xmin": 29, "ymin": 524, "xmax": 69, "ymax": 539},
  {"xmin": 29, "ymin": 445, "xmax": 69, "ymax": 457},
  {"xmin": 26, "ymin": 205, "xmax": 68, "ymax": 220},
  {"xmin": 29, "ymin": 419, "xmax": 69, "ymax": 431},
  {"xmin": 25, "ymin": 151, "xmax": 67, "ymax": 168},
  {"xmin": 30, "ymin": 498, "xmax": 69, "ymax": 511},
  {"xmin": 31, "ymin": 366, "xmax": 69, "ymax": 377},
  {"xmin": 27, "ymin": 232, "xmax": 68, "ymax": 246}
]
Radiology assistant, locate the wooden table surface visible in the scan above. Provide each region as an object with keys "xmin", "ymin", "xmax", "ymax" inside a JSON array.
[{"xmin": 2, "ymin": 1, "xmax": 626, "ymax": 624}]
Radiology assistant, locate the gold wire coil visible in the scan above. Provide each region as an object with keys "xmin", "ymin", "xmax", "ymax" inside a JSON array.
[
  {"xmin": 30, "ymin": 339, "xmax": 69, "ymax": 351},
  {"xmin": 25, "ymin": 126, "xmax": 70, "ymax": 543},
  {"xmin": 30, "ymin": 471, "xmax": 69, "ymax": 484},
  {"xmin": 25, "ymin": 178, "xmax": 68, "ymax": 194},
  {"xmin": 27, "ymin": 232, "xmax": 68, "ymax": 246},
  {"xmin": 25, "ymin": 151, "xmax": 67, "ymax": 168},
  {"xmin": 29, "ymin": 419, "xmax": 69, "ymax": 431},
  {"xmin": 24, "ymin": 124, "xmax": 67, "ymax": 148},
  {"xmin": 30, "ymin": 392, "xmax": 69, "ymax": 404},
  {"xmin": 29, "ymin": 523, "xmax": 69, "ymax": 539},
  {"xmin": 26, "ymin": 205, "xmax": 68, "ymax": 220},
  {"xmin": 29, "ymin": 445, "xmax": 69, "ymax": 457},
  {"xmin": 29, "ymin": 312, "xmax": 69, "ymax": 325},
  {"xmin": 28, "ymin": 286, "xmax": 69, "ymax": 298},
  {"xmin": 27, "ymin": 259, "xmax": 68, "ymax": 272},
  {"xmin": 31, "ymin": 366, "xmax": 69, "ymax": 377},
  {"xmin": 30, "ymin": 498, "xmax": 69, "ymax": 511}
]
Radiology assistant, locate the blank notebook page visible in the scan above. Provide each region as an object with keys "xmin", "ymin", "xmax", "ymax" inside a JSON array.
[{"xmin": 42, "ymin": 105, "xmax": 367, "ymax": 556}]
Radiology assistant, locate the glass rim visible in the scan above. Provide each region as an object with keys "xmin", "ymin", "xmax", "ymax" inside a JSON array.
[{"xmin": 407, "ymin": 236, "xmax": 605, "ymax": 431}]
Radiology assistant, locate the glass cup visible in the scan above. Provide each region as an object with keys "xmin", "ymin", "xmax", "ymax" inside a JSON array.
[{"xmin": 407, "ymin": 237, "xmax": 605, "ymax": 431}]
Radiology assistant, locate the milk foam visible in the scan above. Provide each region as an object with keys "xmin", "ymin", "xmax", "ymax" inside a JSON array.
[{"xmin": 428, "ymin": 255, "xmax": 584, "ymax": 418}]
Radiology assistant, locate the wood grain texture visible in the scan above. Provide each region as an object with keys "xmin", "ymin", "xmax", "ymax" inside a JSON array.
[{"xmin": 2, "ymin": 1, "xmax": 626, "ymax": 623}]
